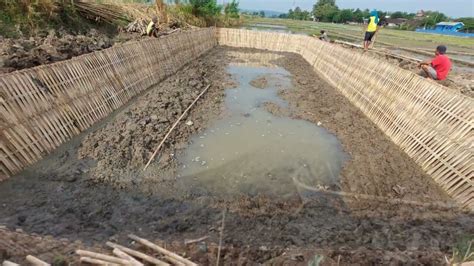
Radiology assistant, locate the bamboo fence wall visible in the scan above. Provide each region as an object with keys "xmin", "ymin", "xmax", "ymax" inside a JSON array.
[
  {"xmin": 1, "ymin": 28, "xmax": 217, "ymax": 180},
  {"xmin": 217, "ymin": 28, "xmax": 473, "ymax": 210}
]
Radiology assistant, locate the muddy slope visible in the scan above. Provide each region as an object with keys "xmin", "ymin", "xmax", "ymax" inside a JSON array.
[{"xmin": 0, "ymin": 47, "xmax": 472, "ymax": 265}]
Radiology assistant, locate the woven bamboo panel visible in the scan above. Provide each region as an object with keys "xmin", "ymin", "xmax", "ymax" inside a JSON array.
[
  {"xmin": 217, "ymin": 28, "xmax": 473, "ymax": 210},
  {"xmin": 0, "ymin": 28, "xmax": 217, "ymax": 180}
]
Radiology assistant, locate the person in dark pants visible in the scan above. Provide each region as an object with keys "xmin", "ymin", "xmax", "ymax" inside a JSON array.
[
  {"xmin": 364, "ymin": 10, "xmax": 379, "ymax": 51},
  {"xmin": 419, "ymin": 45, "xmax": 452, "ymax": 80}
]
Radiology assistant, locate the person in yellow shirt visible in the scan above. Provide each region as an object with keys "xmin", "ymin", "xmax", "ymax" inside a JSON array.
[
  {"xmin": 364, "ymin": 10, "xmax": 379, "ymax": 51},
  {"xmin": 147, "ymin": 16, "xmax": 158, "ymax": 37}
]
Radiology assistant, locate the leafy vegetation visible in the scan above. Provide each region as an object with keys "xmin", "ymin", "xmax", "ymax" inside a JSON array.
[
  {"xmin": 224, "ymin": 0, "xmax": 239, "ymax": 19},
  {"xmin": 450, "ymin": 235, "xmax": 473, "ymax": 264},
  {"xmin": 456, "ymin": 17, "xmax": 474, "ymax": 32},
  {"xmin": 0, "ymin": 0, "xmax": 242, "ymax": 37},
  {"xmin": 0, "ymin": 0, "xmax": 113, "ymax": 37},
  {"xmin": 274, "ymin": 0, "xmax": 461, "ymax": 32},
  {"xmin": 419, "ymin": 11, "xmax": 448, "ymax": 28},
  {"xmin": 280, "ymin": 7, "xmax": 311, "ymax": 20},
  {"xmin": 390, "ymin": 11, "xmax": 415, "ymax": 20}
]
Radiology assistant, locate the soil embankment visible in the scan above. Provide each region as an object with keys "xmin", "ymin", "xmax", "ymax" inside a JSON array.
[
  {"xmin": 0, "ymin": 47, "xmax": 472, "ymax": 265},
  {"xmin": 0, "ymin": 29, "xmax": 118, "ymax": 74}
]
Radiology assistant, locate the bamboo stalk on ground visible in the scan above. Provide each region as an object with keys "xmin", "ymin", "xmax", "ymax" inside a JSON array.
[
  {"xmin": 113, "ymin": 248, "xmax": 144, "ymax": 266},
  {"xmin": 127, "ymin": 234, "xmax": 195, "ymax": 266},
  {"xmin": 143, "ymin": 84, "xmax": 211, "ymax": 170},
  {"xmin": 106, "ymin": 242, "xmax": 169, "ymax": 266},
  {"xmin": 26, "ymin": 255, "xmax": 50, "ymax": 266},
  {"xmin": 2, "ymin": 261, "xmax": 20, "ymax": 266},
  {"xmin": 76, "ymin": 250, "xmax": 132, "ymax": 265},
  {"xmin": 80, "ymin": 257, "xmax": 120, "ymax": 265}
]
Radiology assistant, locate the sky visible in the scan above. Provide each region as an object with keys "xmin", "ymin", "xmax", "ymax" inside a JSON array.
[{"xmin": 233, "ymin": 0, "xmax": 474, "ymax": 18}]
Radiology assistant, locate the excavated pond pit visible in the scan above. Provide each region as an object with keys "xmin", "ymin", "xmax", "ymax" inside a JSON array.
[
  {"xmin": 177, "ymin": 62, "xmax": 347, "ymax": 199},
  {"xmin": 0, "ymin": 47, "xmax": 472, "ymax": 265}
]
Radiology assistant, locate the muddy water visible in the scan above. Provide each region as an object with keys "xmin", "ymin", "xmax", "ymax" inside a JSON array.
[
  {"xmin": 177, "ymin": 55, "xmax": 348, "ymax": 199},
  {"xmin": 242, "ymin": 23, "xmax": 293, "ymax": 34}
]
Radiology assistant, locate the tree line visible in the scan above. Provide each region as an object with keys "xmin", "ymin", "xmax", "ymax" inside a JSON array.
[{"xmin": 277, "ymin": 0, "xmax": 469, "ymax": 30}]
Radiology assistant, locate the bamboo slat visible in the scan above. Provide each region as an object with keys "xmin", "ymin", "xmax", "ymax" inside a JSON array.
[
  {"xmin": 0, "ymin": 28, "xmax": 217, "ymax": 178},
  {"xmin": 217, "ymin": 28, "xmax": 473, "ymax": 210},
  {"xmin": 1, "ymin": 28, "xmax": 471, "ymax": 210}
]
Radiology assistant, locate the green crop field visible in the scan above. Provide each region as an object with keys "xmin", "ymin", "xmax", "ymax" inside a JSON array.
[{"xmin": 243, "ymin": 17, "xmax": 474, "ymax": 54}]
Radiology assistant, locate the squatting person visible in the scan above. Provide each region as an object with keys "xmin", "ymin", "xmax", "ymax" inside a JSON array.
[
  {"xmin": 419, "ymin": 45, "xmax": 452, "ymax": 81},
  {"xmin": 319, "ymin": 30, "xmax": 330, "ymax": 42},
  {"xmin": 364, "ymin": 10, "xmax": 379, "ymax": 51}
]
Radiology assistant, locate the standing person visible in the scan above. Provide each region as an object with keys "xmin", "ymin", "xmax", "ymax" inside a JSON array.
[
  {"xmin": 419, "ymin": 45, "xmax": 452, "ymax": 80},
  {"xmin": 146, "ymin": 16, "xmax": 158, "ymax": 37},
  {"xmin": 364, "ymin": 10, "xmax": 379, "ymax": 51},
  {"xmin": 319, "ymin": 30, "xmax": 330, "ymax": 42}
]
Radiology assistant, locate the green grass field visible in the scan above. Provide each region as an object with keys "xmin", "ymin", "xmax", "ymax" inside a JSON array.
[{"xmin": 243, "ymin": 17, "xmax": 474, "ymax": 54}]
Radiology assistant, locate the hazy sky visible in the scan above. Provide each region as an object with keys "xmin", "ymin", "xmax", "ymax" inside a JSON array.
[{"xmin": 233, "ymin": 0, "xmax": 474, "ymax": 18}]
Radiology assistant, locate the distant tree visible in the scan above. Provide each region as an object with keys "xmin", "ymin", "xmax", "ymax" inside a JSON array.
[
  {"xmin": 312, "ymin": 0, "xmax": 338, "ymax": 21},
  {"xmin": 287, "ymin": 9, "xmax": 294, "ymax": 19},
  {"xmin": 259, "ymin": 10, "xmax": 265, "ymax": 17},
  {"xmin": 389, "ymin": 11, "xmax": 415, "ymax": 19},
  {"xmin": 456, "ymin": 17, "xmax": 474, "ymax": 32},
  {"xmin": 333, "ymin": 8, "xmax": 353, "ymax": 23},
  {"xmin": 314, "ymin": 3, "xmax": 338, "ymax": 22},
  {"xmin": 421, "ymin": 11, "xmax": 448, "ymax": 28},
  {"xmin": 224, "ymin": 0, "xmax": 239, "ymax": 18},
  {"xmin": 313, "ymin": 0, "xmax": 336, "ymax": 10},
  {"xmin": 189, "ymin": 0, "xmax": 222, "ymax": 17},
  {"xmin": 352, "ymin": 8, "xmax": 364, "ymax": 22}
]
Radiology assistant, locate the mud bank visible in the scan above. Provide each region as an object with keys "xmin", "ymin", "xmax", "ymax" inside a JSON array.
[
  {"xmin": 0, "ymin": 47, "xmax": 472, "ymax": 265},
  {"xmin": 0, "ymin": 29, "xmax": 114, "ymax": 74}
]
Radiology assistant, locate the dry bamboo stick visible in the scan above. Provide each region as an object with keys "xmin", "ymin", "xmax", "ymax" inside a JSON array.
[
  {"xmin": 292, "ymin": 176, "xmax": 461, "ymax": 210},
  {"xmin": 25, "ymin": 255, "xmax": 50, "ymax": 266},
  {"xmin": 216, "ymin": 209, "xmax": 226, "ymax": 266},
  {"xmin": 2, "ymin": 261, "xmax": 20, "ymax": 266},
  {"xmin": 80, "ymin": 257, "xmax": 120, "ymax": 266},
  {"xmin": 76, "ymin": 250, "xmax": 132, "ymax": 265},
  {"xmin": 113, "ymin": 248, "xmax": 144, "ymax": 266},
  {"xmin": 143, "ymin": 84, "xmax": 211, "ymax": 170},
  {"xmin": 184, "ymin": 236, "xmax": 209, "ymax": 245},
  {"xmin": 127, "ymin": 234, "xmax": 193, "ymax": 266},
  {"xmin": 105, "ymin": 242, "xmax": 169, "ymax": 266}
]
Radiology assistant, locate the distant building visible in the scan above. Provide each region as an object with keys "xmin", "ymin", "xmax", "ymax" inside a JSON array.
[
  {"xmin": 434, "ymin": 22, "xmax": 465, "ymax": 32},
  {"xmin": 416, "ymin": 21, "xmax": 473, "ymax": 37},
  {"xmin": 416, "ymin": 10, "xmax": 426, "ymax": 19},
  {"xmin": 385, "ymin": 18, "xmax": 408, "ymax": 27}
]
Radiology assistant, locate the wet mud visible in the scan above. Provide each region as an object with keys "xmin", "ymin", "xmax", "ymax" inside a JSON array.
[{"xmin": 0, "ymin": 47, "xmax": 473, "ymax": 265}]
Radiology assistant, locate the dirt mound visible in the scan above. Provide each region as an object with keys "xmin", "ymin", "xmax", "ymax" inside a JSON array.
[
  {"xmin": 249, "ymin": 75, "xmax": 268, "ymax": 88},
  {"xmin": 0, "ymin": 29, "xmax": 115, "ymax": 74}
]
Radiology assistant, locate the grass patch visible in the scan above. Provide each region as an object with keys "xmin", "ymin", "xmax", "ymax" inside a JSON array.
[{"xmin": 243, "ymin": 17, "xmax": 474, "ymax": 52}]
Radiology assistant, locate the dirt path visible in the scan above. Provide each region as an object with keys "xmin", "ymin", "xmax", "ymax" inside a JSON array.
[{"xmin": 0, "ymin": 47, "xmax": 472, "ymax": 265}]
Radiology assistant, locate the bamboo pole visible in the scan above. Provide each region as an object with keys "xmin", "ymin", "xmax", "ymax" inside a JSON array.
[
  {"xmin": 143, "ymin": 84, "xmax": 211, "ymax": 170},
  {"xmin": 127, "ymin": 234, "xmax": 194, "ymax": 266},
  {"xmin": 80, "ymin": 257, "xmax": 120, "ymax": 266},
  {"xmin": 2, "ymin": 261, "xmax": 20, "ymax": 266},
  {"xmin": 113, "ymin": 248, "xmax": 144, "ymax": 266},
  {"xmin": 216, "ymin": 209, "xmax": 226, "ymax": 266},
  {"xmin": 105, "ymin": 242, "xmax": 169, "ymax": 266},
  {"xmin": 25, "ymin": 255, "xmax": 50, "ymax": 266},
  {"xmin": 76, "ymin": 250, "xmax": 132, "ymax": 265}
]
